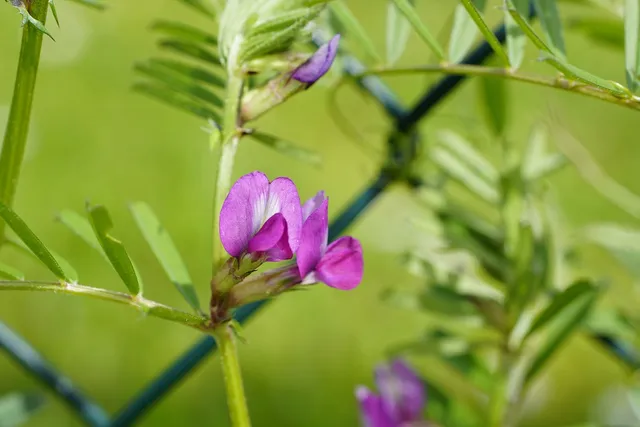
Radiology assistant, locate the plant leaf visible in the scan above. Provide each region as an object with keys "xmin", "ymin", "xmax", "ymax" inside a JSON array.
[
  {"xmin": 625, "ymin": 0, "xmax": 640, "ymax": 91},
  {"xmin": 389, "ymin": 0, "xmax": 445, "ymax": 61},
  {"xmin": 526, "ymin": 279, "xmax": 599, "ymax": 382},
  {"xmin": 133, "ymin": 82, "xmax": 221, "ymax": 121},
  {"xmin": 175, "ymin": 0, "xmax": 215, "ymax": 18},
  {"xmin": 449, "ymin": 0, "xmax": 487, "ymax": 63},
  {"xmin": 436, "ymin": 130, "xmax": 499, "ymax": 184},
  {"xmin": 386, "ymin": 0, "xmax": 412, "ymax": 65},
  {"xmin": 158, "ymin": 39, "xmax": 221, "ymax": 65},
  {"xmin": 135, "ymin": 62, "xmax": 224, "ymax": 108},
  {"xmin": 0, "ymin": 262, "xmax": 24, "ymax": 280},
  {"xmin": 526, "ymin": 280, "xmax": 597, "ymax": 338},
  {"xmin": 152, "ymin": 20, "xmax": 217, "ymax": 46},
  {"xmin": 87, "ymin": 204, "xmax": 141, "ymax": 295},
  {"xmin": 522, "ymin": 124, "xmax": 566, "ymax": 181},
  {"xmin": 248, "ymin": 131, "xmax": 321, "ymax": 166},
  {"xmin": 0, "ymin": 393, "xmax": 45, "ymax": 427},
  {"xmin": 0, "ymin": 201, "xmax": 72, "ymax": 282},
  {"xmin": 533, "ymin": 0, "xmax": 567, "ymax": 59},
  {"xmin": 145, "ymin": 58, "xmax": 225, "ymax": 88},
  {"xmin": 67, "ymin": 0, "xmax": 106, "ymax": 10},
  {"xmin": 329, "ymin": 2, "xmax": 381, "ymax": 63},
  {"xmin": 478, "ymin": 75, "xmax": 507, "ymax": 136},
  {"xmin": 57, "ymin": 210, "xmax": 104, "ymax": 253},
  {"xmin": 504, "ymin": 0, "xmax": 529, "ymax": 69},
  {"xmin": 130, "ymin": 202, "xmax": 201, "ymax": 313},
  {"xmin": 540, "ymin": 52, "xmax": 631, "ymax": 97},
  {"xmin": 505, "ymin": 0, "xmax": 555, "ymax": 54}
]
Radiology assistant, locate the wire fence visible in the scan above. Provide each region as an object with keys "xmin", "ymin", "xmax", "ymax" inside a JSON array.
[{"xmin": 2, "ymin": 9, "xmax": 636, "ymax": 426}]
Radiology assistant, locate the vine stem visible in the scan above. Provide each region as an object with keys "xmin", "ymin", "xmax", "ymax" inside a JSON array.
[
  {"xmin": 352, "ymin": 65, "xmax": 640, "ymax": 113},
  {"xmin": 0, "ymin": 0, "xmax": 49, "ymax": 244},
  {"xmin": 0, "ymin": 280, "xmax": 210, "ymax": 331},
  {"xmin": 214, "ymin": 324, "xmax": 251, "ymax": 427}
]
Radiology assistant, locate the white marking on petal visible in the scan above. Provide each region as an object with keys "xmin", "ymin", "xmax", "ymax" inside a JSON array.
[{"xmin": 251, "ymin": 192, "xmax": 267, "ymax": 235}]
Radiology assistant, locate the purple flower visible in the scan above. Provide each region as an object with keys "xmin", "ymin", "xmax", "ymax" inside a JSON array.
[
  {"xmin": 219, "ymin": 171, "xmax": 302, "ymax": 262},
  {"xmin": 295, "ymin": 191, "xmax": 363, "ymax": 290},
  {"xmin": 292, "ymin": 34, "xmax": 340, "ymax": 84},
  {"xmin": 356, "ymin": 360, "xmax": 426, "ymax": 427}
]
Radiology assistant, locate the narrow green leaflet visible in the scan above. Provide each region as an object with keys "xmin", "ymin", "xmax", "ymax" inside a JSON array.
[
  {"xmin": 133, "ymin": 83, "xmax": 221, "ymax": 121},
  {"xmin": 533, "ymin": 0, "xmax": 567, "ymax": 59},
  {"xmin": 505, "ymin": 0, "xmax": 555, "ymax": 54},
  {"xmin": 0, "ymin": 201, "xmax": 71, "ymax": 282},
  {"xmin": 145, "ymin": 58, "xmax": 225, "ymax": 88},
  {"xmin": 390, "ymin": 0, "xmax": 445, "ymax": 61},
  {"xmin": 0, "ymin": 393, "xmax": 45, "ymax": 427},
  {"xmin": 436, "ymin": 130, "xmax": 499, "ymax": 184},
  {"xmin": 540, "ymin": 52, "xmax": 631, "ymax": 97},
  {"xmin": 403, "ymin": 353, "xmax": 487, "ymax": 415},
  {"xmin": 478, "ymin": 75, "xmax": 507, "ymax": 136},
  {"xmin": 504, "ymin": 0, "xmax": 529, "ymax": 69},
  {"xmin": 130, "ymin": 202, "xmax": 201, "ymax": 313},
  {"xmin": 152, "ymin": 21, "xmax": 218, "ymax": 46},
  {"xmin": 329, "ymin": 2, "xmax": 381, "ymax": 63},
  {"xmin": 57, "ymin": 210, "xmax": 103, "ymax": 253},
  {"xmin": 135, "ymin": 62, "xmax": 223, "ymax": 108},
  {"xmin": 67, "ymin": 0, "xmax": 107, "ymax": 10},
  {"xmin": 158, "ymin": 39, "xmax": 221, "ymax": 65},
  {"xmin": 175, "ymin": 0, "xmax": 215, "ymax": 18},
  {"xmin": 249, "ymin": 131, "xmax": 321, "ymax": 166},
  {"xmin": 386, "ymin": 0, "xmax": 412, "ymax": 65},
  {"xmin": 432, "ymin": 148, "xmax": 499, "ymax": 204},
  {"xmin": 449, "ymin": 0, "xmax": 487, "ymax": 63},
  {"xmin": 522, "ymin": 124, "xmax": 567, "ymax": 181},
  {"xmin": 525, "ymin": 280, "xmax": 596, "ymax": 338},
  {"xmin": 87, "ymin": 204, "xmax": 141, "ymax": 295},
  {"xmin": 0, "ymin": 262, "xmax": 23, "ymax": 280},
  {"xmin": 525, "ymin": 280, "xmax": 599, "ymax": 382},
  {"xmin": 624, "ymin": 0, "xmax": 640, "ymax": 91}
]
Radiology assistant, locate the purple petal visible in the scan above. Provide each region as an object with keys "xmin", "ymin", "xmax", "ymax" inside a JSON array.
[
  {"xmin": 356, "ymin": 387, "xmax": 395, "ymax": 427},
  {"xmin": 296, "ymin": 198, "xmax": 328, "ymax": 279},
  {"xmin": 268, "ymin": 177, "xmax": 302, "ymax": 254},
  {"xmin": 375, "ymin": 360, "xmax": 426, "ymax": 424},
  {"xmin": 302, "ymin": 191, "xmax": 326, "ymax": 221},
  {"xmin": 292, "ymin": 34, "xmax": 340, "ymax": 84},
  {"xmin": 247, "ymin": 213, "xmax": 293, "ymax": 262},
  {"xmin": 219, "ymin": 171, "xmax": 269, "ymax": 257},
  {"xmin": 315, "ymin": 236, "xmax": 363, "ymax": 290}
]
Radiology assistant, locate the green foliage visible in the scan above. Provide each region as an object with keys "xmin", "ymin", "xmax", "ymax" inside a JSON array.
[
  {"xmin": 0, "ymin": 201, "xmax": 74, "ymax": 282},
  {"xmin": 87, "ymin": 204, "xmax": 142, "ymax": 295},
  {"xmin": 130, "ymin": 202, "xmax": 201, "ymax": 313},
  {"xmin": 0, "ymin": 393, "xmax": 45, "ymax": 427}
]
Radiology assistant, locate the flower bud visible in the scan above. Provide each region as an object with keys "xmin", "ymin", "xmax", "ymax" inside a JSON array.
[{"xmin": 240, "ymin": 35, "xmax": 340, "ymax": 122}]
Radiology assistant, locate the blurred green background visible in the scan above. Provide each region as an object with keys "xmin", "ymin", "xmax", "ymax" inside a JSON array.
[{"xmin": 1, "ymin": 1, "xmax": 639, "ymax": 426}]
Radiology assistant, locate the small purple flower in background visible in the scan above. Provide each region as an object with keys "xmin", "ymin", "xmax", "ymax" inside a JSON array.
[
  {"xmin": 356, "ymin": 359, "xmax": 426, "ymax": 427},
  {"xmin": 292, "ymin": 34, "xmax": 341, "ymax": 84},
  {"xmin": 296, "ymin": 191, "xmax": 363, "ymax": 290},
  {"xmin": 219, "ymin": 171, "xmax": 302, "ymax": 262}
]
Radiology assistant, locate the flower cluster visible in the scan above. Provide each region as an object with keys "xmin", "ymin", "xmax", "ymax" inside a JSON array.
[
  {"xmin": 356, "ymin": 360, "xmax": 428, "ymax": 427},
  {"xmin": 210, "ymin": 171, "xmax": 363, "ymax": 322}
]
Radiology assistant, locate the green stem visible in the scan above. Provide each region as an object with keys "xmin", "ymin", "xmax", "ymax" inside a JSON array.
[
  {"xmin": 215, "ymin": 324, "xmax": 252, "ymax": 427},
  {"xmin": 0, "ymin": 280, "xmax": 210, "ymax": 331},
  {"xmin": 354, "ymin": 65, "xmax": 640, "ymax": 113},
  {"xmin": 0, "ymin": 0, "xmax": 49, "ymax": 244},
  {"xmin": 212, "ymin": 73, "xmax": 244, "ymax": 274}
]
